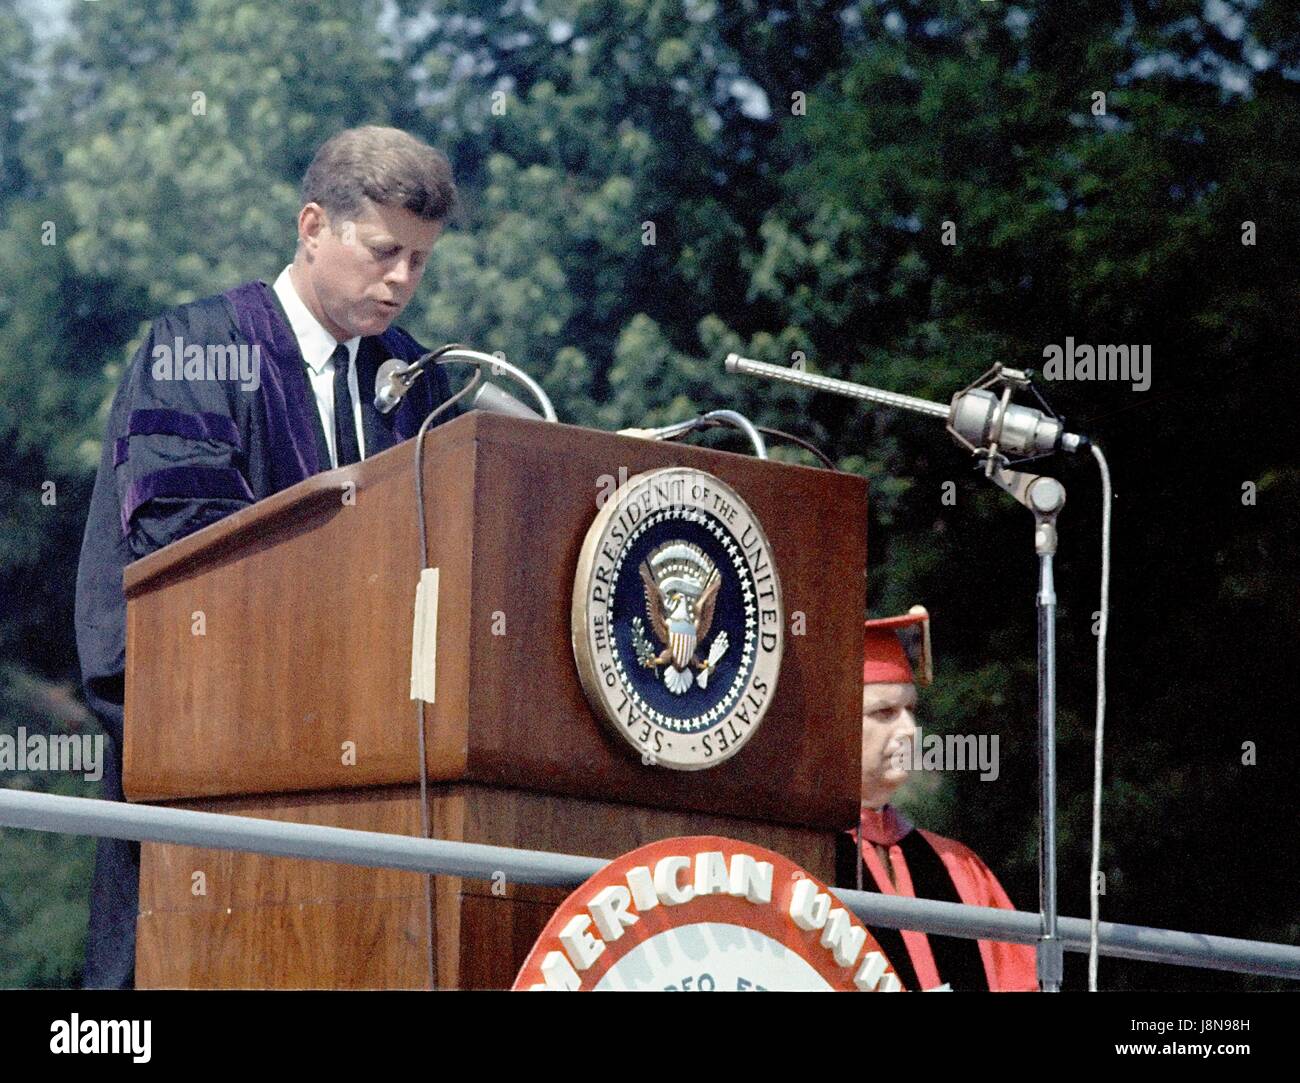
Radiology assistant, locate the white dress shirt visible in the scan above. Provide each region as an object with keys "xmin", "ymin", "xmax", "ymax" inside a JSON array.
[{"xmin": 272, "ymin": 265, "xmax": 365, "ymax": 468}]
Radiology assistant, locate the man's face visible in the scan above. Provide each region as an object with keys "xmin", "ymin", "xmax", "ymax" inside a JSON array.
[
  {"xmin": 296, "ymin": 198, "xmax": 444, "ymax": 340},
  {"xmin": 861, "ymin": 681, "xmax": 918, "ymax": 807}
]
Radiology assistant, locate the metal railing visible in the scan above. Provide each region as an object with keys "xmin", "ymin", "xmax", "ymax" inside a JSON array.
[{"xmin": 2, "ymin": 787, "xmax": 1297, "ymax": 982}]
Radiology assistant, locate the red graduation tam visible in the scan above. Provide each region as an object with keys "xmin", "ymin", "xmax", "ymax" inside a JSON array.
[{"xmin": 863, "ymin": 606, "xmax": 932, "ymax": 686}]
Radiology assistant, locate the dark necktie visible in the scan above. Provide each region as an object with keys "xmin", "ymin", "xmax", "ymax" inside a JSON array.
[{"xmin": 331, "ymin": 342, "xmax": 361, "ymax": 467}]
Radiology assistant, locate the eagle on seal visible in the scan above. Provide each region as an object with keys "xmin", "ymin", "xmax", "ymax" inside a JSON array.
[{"xmin": 637, "ymin": 542, "xmax": 730, "ymax": 694}]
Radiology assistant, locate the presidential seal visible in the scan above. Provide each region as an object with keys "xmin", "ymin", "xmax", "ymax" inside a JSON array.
[{"xmin": 572, "ymin": 467, "xmax": 783, "ymax": 770}]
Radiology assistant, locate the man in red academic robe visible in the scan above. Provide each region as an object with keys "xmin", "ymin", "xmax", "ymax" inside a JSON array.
[{"xmin": 836, "ymin": 608, "xmax": 1039, "ymax": 992}]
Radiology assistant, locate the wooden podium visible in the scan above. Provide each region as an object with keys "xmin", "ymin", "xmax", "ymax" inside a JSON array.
[{"xmin": 123, "ymin": 412, "xmax": 867, "ymax": 988}]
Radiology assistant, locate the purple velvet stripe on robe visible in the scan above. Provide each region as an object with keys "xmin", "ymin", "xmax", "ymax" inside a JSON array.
[
  {"xmin": 113, "ymin": 408, "xmax": 241, "ymax": 468},
  {"xmin": 223, "ymin": 279, "xmax": 321, "ymax": 487},
  {"xmin": 119, "ymin": 465, "xmax": 255, "ymax": 537}
]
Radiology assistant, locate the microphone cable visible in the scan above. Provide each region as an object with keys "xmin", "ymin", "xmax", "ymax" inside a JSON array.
[
  {"xmin": 409, "ymin": 366, "xmax": 483, "ymax": 990},
  {"xmin": 1088, "ymin": 444, "xmax": 1113, "ymax": 990}
]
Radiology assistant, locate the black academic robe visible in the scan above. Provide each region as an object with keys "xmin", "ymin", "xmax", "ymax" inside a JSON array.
[{"xmin": 73, "ymin": 279, "xmax": 456, "ymax": 988}]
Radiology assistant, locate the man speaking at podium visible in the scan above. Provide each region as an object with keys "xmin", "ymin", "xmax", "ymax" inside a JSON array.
[
  {"xmin": 73, "ymin": 126, "xmax": 460, "ymax": 988},
  {"xmin": 838, "ymin": 608, "xmax": 1038, "ymax": 992}
]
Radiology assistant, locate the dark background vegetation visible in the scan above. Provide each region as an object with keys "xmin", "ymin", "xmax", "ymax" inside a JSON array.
[{"xmin": 1, "ymin": 0, "xmax": 1296, "ymax": 989}]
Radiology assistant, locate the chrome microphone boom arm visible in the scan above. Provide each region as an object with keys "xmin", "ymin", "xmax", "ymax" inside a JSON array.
[{"xmin": 723, "ymin": 354, "xmax": 1086, "ymax": 465}]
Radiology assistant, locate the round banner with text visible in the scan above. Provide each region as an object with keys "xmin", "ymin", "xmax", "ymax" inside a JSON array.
[
  {"xmin": 513, "ymin": 836, "xmax": 904, "ymax": 992},
  {"xmin": 572, "ymin": 467, "xmax": 783, "ymax": 771}
]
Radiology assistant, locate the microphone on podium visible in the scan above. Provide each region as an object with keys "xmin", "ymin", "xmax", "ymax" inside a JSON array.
[
  {"xmin": 469, "ymin": 380, "xmax": 545, "ymax": 420},
  {"xmin": 375, "ymin": 348, "xmax": 557, "ymax": 421}
]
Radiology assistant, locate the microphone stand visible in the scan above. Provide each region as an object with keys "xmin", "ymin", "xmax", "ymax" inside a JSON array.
[
  {"xmin": 725, "ymin": 355, "xmax": 1081, "ymax": 992},
  {"xmin": 980, "ymin": 455, "xmax": 1066, "ymax": 993},
  {"xmin": 950, "ymin": 364, "xmax": 1068, "ymax": 992}
]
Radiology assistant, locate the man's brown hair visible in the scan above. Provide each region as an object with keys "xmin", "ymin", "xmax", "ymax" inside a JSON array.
[{"xmin": 301, "ymin": 125, "xmax": 457, "ymax": 223}]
